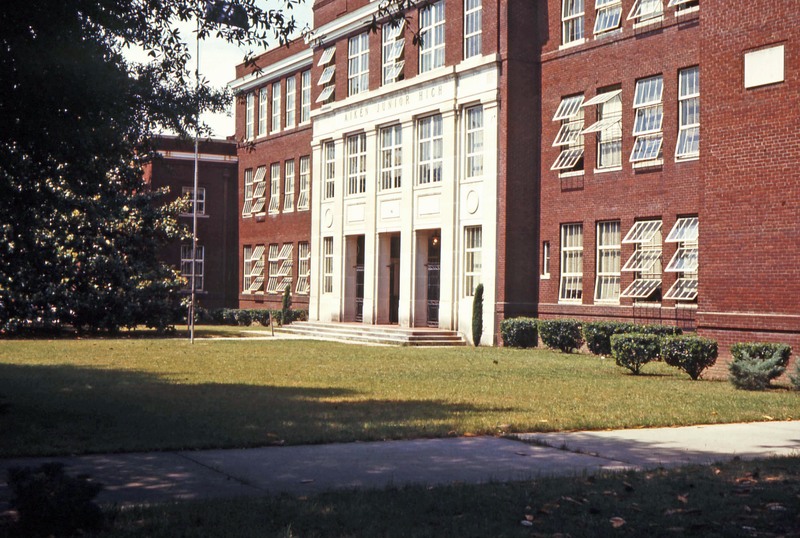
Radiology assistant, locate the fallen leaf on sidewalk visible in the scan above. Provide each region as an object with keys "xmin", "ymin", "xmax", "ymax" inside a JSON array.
[
  {"xmin": 677, "ymin": 494, "xmax": 688, "ymax": 504},
  {"xmin": 610, "ymin": 517, "xmax": 626, "ymax": 528}
]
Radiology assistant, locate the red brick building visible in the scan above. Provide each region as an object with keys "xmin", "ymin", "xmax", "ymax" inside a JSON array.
[{"xmin": 144, "ymin": 136, "xmax": 239, "ymax": 309}]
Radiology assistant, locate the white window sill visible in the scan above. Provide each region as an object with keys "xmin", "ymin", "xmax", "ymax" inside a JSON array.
[
  {"xmin": 559, "ymin": 38, "xmax": 586, "ymax": 51},
  {"xmin": 558, "ymin": 299, "xmax": 583, "ymax": 305},
  {"xmin": 283, "ymin": 208, "xmax": 294, "ymax": 213},
  {"xmin": 558, "ymin": 170, "xmax": 585, "ymax": 178},
  {"xmin": 675, "ymin": 155, "xmax": 699, "ymax": 163},
  {"xmin": 414, "ymin": 181, "xmax": 444, "ymax": 191},
  {"xmin": 593, "ymin": 166, "xmax": 623, "ymax": 175},
  {"xmin": 594, "ymin": 299, "xmax": 620, "ymax": 305},
  {"xmin": 632, "ymin": 158, "xmax": 663, "ymax": 169},
  {"xmin": 675, "ymin": 6, "xmax": 699, "ymax": 17},
  {"xmin": 632, "ymin": 16, "xmax": 664, "ymax": 30},
  {"xmin": 593, "ymin": 28, "xmax": 622, "ymax": 40},
  {"xmin": 541, "ymin": 273, "xmax": 550, "ymax": 280}
]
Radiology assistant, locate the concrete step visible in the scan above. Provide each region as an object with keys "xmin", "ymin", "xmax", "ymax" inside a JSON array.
[{"xmin": 277, "ymin": 322, "xmax": 466, "ymax": 347}]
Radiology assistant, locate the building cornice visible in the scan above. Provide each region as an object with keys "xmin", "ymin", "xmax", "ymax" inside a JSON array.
[
  {"xmin": 228, "ymin": 49, "xmax": 314, "ymax": 93},
  {"xmin": 304, "ymin": 0, "xmax": 383, "ymax": 48}
]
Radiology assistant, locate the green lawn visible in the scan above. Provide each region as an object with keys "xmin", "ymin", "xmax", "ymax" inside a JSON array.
[{"xmin": 0, "ymin": 338, "xmax": 798, "ymax": 456}]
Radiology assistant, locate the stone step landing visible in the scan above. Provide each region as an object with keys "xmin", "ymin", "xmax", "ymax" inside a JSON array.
[{"xmin": 277, "ymin": 321, "xmax": 466, "ymax": 346}]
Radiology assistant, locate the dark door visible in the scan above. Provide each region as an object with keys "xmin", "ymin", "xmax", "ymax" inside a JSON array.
[
  {"xmin": 427, "ymin": 235, "xmax": 440, "ymax": 327},
  {"xmin": 389, "ymin": 235, "xmax": 400, "ymax": 324},
  {"xmin": 355, "ymin": 235, "xmax": 365, "ymax": 322}
]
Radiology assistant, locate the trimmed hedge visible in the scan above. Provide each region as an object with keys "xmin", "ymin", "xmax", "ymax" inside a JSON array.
[
  {"xmin": 583, "ymin": 322, "xmax": 682, "ymax": 356},
  {"xmin": 661, "ymin": 335, "xmax": 718, "ymax": 380},
  {"xmin": 500, "ymin": 317, "xmax": 538, "ymax": 349},
  {"xmin": 610, "ymin": 333, "xmax": 661, "ymax": 374},
  {"xmin": 729, "ymin": 342, "xmax": 793, "ymax": 391},
  {"xmin": 539, "ymin": 319, "xmax": 583, "ymax": 353},
  {"xmin": 194, "ymin": 308, "xmax": 307, "ymax": 327},
  {"xmin": 634, "ymin": 325, "xmax": 683, "ymax": 337}
]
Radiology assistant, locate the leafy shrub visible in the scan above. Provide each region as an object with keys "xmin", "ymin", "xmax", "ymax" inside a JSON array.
[
  {"xmin": 472, "ymin": 284, "xmax": 484, "ymax": 346},
  {"xmin": 281, "ymin": 288, "xmax": 292, "ymax": 326},
  {"xmin": 583, "ymin": 321, "xmax": 633, "ymax": 355},
  {"xmin": 248, "ymin": 309, "xmax": 271, "ymax": 325},
  {"xmin": 7, "ymin": 463, "xmax": 104, "ymax": 537},
  {"xmin": 634, "ymin": 324, "xmax": 683, "ymax": 337},
  {"xmin": 789, "ymin": 360, "xmax": 800, "ymax": 391},
  {"xmin": 221, "ymin": 308, "xmax": 238, "ymax": 325},
  {"xmin": 661, "ymin": 335, "xmax": 718, "ymax": 380},
  {"xmin": 610, "ymin": 333, "xmax": 661, "ymax": 374},
  {"xmin": 234, "ymin": 309, "xmax": 252, "ymax": 326},
  {"xmin": 539, "ymin": 319, "xmax": 583, "ymax": 353},
  {"xmin": 500, "ymin": 317, "xmax": 538, "ymax": 349},
  {"xmin": 729, "ymin": 343, "xmax": 793, "ymax": 390}
]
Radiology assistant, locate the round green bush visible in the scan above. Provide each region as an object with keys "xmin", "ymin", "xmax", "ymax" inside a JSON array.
[
  {"xmin": 500, "ymin": 317, "xmax": 538, "ymax": 348},
  {"xmin": 539, "ymin": 319, "xmax": 583, "ymax": 353},
  {"xmin": 610, "ymin": 333, "xmax": 661, "ymax": 374},
  {"xmin": 660, "ymin": 335, "xmax": 718, "ymax": 380}
]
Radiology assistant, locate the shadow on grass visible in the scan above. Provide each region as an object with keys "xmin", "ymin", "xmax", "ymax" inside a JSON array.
[{"xmin": 0, "ymin": 363, "xmax": 504, "ymax": 457}]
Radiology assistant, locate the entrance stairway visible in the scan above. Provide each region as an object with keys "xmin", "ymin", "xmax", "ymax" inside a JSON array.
[{"xmin": 276, "ymin": 321, "xmax": 466, "ymax": 346}]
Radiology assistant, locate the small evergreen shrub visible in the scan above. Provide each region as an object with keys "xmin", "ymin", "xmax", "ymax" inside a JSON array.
[
  {"xmin": 234, "ymin": 309, "xmax": 253, "ymax": 326},
  {"xmin": 8, "ymin": 463, "xmax": 104, "ymax": 537},
  {"xmin": 729, "ymin": 342, "xmax": 793, "ymax": 390},
  {"xmin": 661, "ymin": 335, "xmax": 718, "ymax": 380},
  {"xmin": 789, "ymin": 360, "xmax": 800, "ymax": 391},
  {"xmin": 472, "ymin": 284, "xmax": 484, "ymax": 346},
  {"xmin": 610, "ymin": 333, "xmax": 661, "ymax": 374},
  {"xmin": 221, "ymin": 308, "xmax": 238, "ymax": 325},
  {"xmin": 539, "ymin": 319, "xmax": 583, "ymax": 353},
  {"xmin": 500, "ymin": 317, "xmax": 538, "ymax": 348},
  {"xmin": 634, "ymin": 324, "xmax": 683, "ymax": 337},
  {"xmin": 583, "ymin": 321, "xmax": 633, "ymax": 355},
  {"xmin": 249, "ymin": 309, "xmax": 271, "ymax": 325}
]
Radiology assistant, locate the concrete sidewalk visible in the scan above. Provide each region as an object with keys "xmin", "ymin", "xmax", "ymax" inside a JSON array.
[{"xmin": 1, "ymin": 421, "xmax": 798, "ymax": 507}]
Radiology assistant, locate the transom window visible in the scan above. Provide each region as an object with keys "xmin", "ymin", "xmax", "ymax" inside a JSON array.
[
  {"xmin": 561, "ymin": 0, "xmax": 584, "ymax": 45},
  {"xmin": 676, "ymin": 66, "xmax": 700, "ymax": 159},
  {"xmin": 464, "ymin": 226, "xmax": 482, "ymax": 296},
  {"xmin": 347, "ymin": 133, "xmax": 367, "ymax": 195},
  {"xmin": 285, "ymin": 76, "xmax": 296, "ymax": 129},
  {"xmin": 271, "ymin": 81, "xmax": 281, "ymax": 132},
  {"xmin": 582, "ymin": 89, "xmax": 622, "ymax": 169},
  {"xmin": 621, "ymin": 219, "xmax": 662, "ymax": 300},
  {"xmin": 552, "ymin": 94, "xmax": 585, "ymax": 172},
  {"xmin": 419, "ymin": 1, "xmax": 445, "ymax": 73},
  {"xmin": 323, "ymin": 141, "xmax": 336, "ymax": 199},
  {"xmin": 180, "ymin": 244, "xmax": 204, "ymax": 291},
  {"xmin": 465, "ymin": 106, "xmax": 484, "ymax": 179},
  {"xmin": 300, "ymin": 70, "xmax": 311, "ymax": 123},
  {"xmin": 631, "ymin": 75, "xmax": 664, "ymax": 163},
  {"xmin": 382, "ymin": 21, "xmax": 405, "ymax": 85},
  {"xmin": 283, "ymin": 159, "xmax": 295, "ymax": 212},
  {"xmin": 297, "ymin": 156, "xmax": 310, "ymax": 211},
  {"xmin": 628, "ymin": 0, "xmax": 663, "ymax": 22},
  {"xmin": 559, "ymin": 223, "xmax": 583, "ymax": 302},
  {"xmin": 323, "ymin": 237, "xmax": 334, "ymax": 294},
  {"xmin": 595, "ymin": 221, "xmax": 621, "ymax": 303},
  {"xmin": 181, "ymin": 187, "xmax": 206, "ymax": 215},
  {"xmin": 464, "ymin": 0, "xmax": 482, "ymax": 59},
  {"xmin": 594, "ymin": 0, "xmax": 622, "ymax": 34},
  {"xmin": 296, "ymin": 242, "xmax": 311, "ymax": 295},
  {"xmin": 348, "ymin": 33, "xmax": 369, "ymax": 96},
  {"xmin": 258, "ymin": 87, "xmax": 267, "ymax": 136},
  {"xmin": 379, "ymin": 125, "xmax": 403, "ymax": 191},
  {"xmin": 417, "ymin": 114, "xmax": 444, "ymax": 184},
  {"xmin": 664, "ymin": 217, "xmax": 699, "ymax": 301},
  {"xmin": 268, "ymin": 162, "xmax": 280, "ymax": 213}
]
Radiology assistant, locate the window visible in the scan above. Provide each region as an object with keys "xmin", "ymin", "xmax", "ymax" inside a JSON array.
[
  {"xmin": 551, "ymin": 94, "xmax": 585, "ymax": 172},
  {"xmin": 419, "ymin": 1, "xmax": 445, "ymax": 73},
  {"xmin": 379, "ymin": 125, "xmax": 403, "ymax": 190},
  {"xmin": 250, "ymin": 166, "xmax": 267, "ymax": 214},
  {"xmin": 664, "ymin": 217, "xmax": 699, "ymax": 301},
  {"xmin": 268, "ymin": 163, "xmax": 280, "ymax": 213},
  {"xmin": 667, "ymin": 0, "xmax": 697, "ymax": 9},
  {"xmin": 594, "ymin": 0, "xmax": 621, "ymax": 34},
  {"xmin": 595, "ymin": 221, "xmax": 621, "ymax": 302},
  {"xmin": 676, "ymin": 66, "xmax": 699, "ymax": 159},
  {"xmin": 582, "ymin": 88, "xmax": 622, "ymax": 169},
  {"xmin": 465, "ymin": 106, "xmax": 484, "ymax": 179},
  {"xmin": 267, "ymin": 243, "xmax": 293, "ymax": 294},
  {"xmin": 628, "ymin": 0, "xmax": 663, "ymax": 22},
  {"xmin": 630, "ymin": 75, "xmax": 663, "ymax": 163},
  {"xmin": 296, "ymin": 242, "xmax": 311, "ymax": 295},
  {"xmin": 297, "ymin": 156, "xmax": 310, "ymax": 210},
  {"xmin": 271, "ymin": 81, "xmax": 281, "ymax": 132},
  {"xmin": 317, "ymin": 47, "xmax": 335, "ymax": 104},
  {"xmin": 181, "ymin": 187, "xmax": 206, "ymax": 215},
  {"xmin": 417, "ymin": 114, "xmax": 443, "ymax": 184},
  {"xmin": 180, "ymin": 245, "xmax": 204, "ymax": 291},
  {"xmin": 285, "ymin": 76, "xmax": 296, "ymax": 129},
  {"xmin": 621, "ymin": 220, "xmax": 662, "ymax": 300},
  {"xmin": 464, "ymin": 0, "xmax": 482, "ymax": 59},
  {"xmin": 348, "ymin": 33, "xmax": 369, "ymax": 96},
  {"xmin": 258, "ymin": 87, "xmax": 267, "ymax": 136},
  {"xmin": 542, "ymin": 241, "xmax": 550, "ymax": 277},
  {"xmin": 347, "ymin": 133, "xmax": 367, "ymax": 195},
  {"xmin": 559, "ymin": 223, "xmax": 583, "ymax": 302},
  {"xmin": 382, "ymin": 21, "xmax": 405, "ymax": 85},
  {"xmin": 323, "ymin": 141, "xmax": 336, "ymax": 199},
  {"xmin": 464, "ymin": 226, "xmax": 482, "ymax": 296},
  {"xmin": 323, "ymin": 237, "xmax": 334, "ymax": 293},
  {"xmin": 561, "ymin": 0, "xmax": 584, "ymax": 45},
  {"xmin": 244, "ymin": 245, "xmax": 265, "ymax": 293},
  {"xmin": 245, "ymin": 92, "xmax": 254, "ymax": 139},
  {"xmin": 300, "ymin": 70, "xmax": 311, "ymax": 123},
  {"xmin": 283, "ymin": 159, "xmax": 295, "ymax": 212}
]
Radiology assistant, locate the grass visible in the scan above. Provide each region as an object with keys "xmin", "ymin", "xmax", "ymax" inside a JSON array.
[
  {"xmin": 0, "ymin": 338, "xmax": 798, "ymax": 456},
  {"xmin": 78, "ymin": 456, "xmax": 800, "ymax": 537}
]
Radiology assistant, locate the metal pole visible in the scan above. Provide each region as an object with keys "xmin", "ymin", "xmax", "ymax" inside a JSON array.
[{"xmin": 190, "ymin": 14, "xmax": 200, "ymax": 344}]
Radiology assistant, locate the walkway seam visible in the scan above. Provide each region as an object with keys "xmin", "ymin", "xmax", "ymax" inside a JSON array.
[{"xmin": 174, "ymin": 451, "xmax": 268, "ymax": 493}]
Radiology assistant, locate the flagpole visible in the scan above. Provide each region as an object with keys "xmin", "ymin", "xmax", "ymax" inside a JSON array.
[{"xmin": 190, "ymin": 13, "xmax": 200, "ymax": 344}]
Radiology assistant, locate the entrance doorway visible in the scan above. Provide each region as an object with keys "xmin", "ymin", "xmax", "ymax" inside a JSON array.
[
  {"xmin": 426, "ymin": 233, "xmax": 440, "ymax": 327},
  {"xmin": 355, "ymin": 235, "xmax": 365, "ymax": 322},
  {"xmin": 389, "ymin": 235, "xmax": 400, "ymax": 324}
]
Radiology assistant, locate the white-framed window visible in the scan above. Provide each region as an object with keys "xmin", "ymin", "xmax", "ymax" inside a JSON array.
[
  {"xmin": 296, "ymin": 242, "xmax": 311, "ymax": 295},
  {"xmin": 268, "ymin": 162, "xmax": 280, "ymax": 214},
  {"xmin": 464, "ymin": 226, "xmax": 482, "ymax": 296},
  {"xmin": 242, "ymin": 168, "xmax": 259, "ymax": 217},
  {"xmin": 271, "ymin": 81, "xmax": 281, "ymax": 133},
  {"xmin": 266, "ymin": 243, "xmax": 293, "ymax": 294},
  {"xmin": 551, "ymin": 94, "xmax": 585, "ymax": 172},
  {"xmin": 664, "ymin": 216, "xmax": 698, "ymax": 301},
  {"xmin": 561, "ymin": 0, "xmax": 584, "ymax": 46},
  {"xmin": 595, "ymin": 221, "xmax": 621, "ymax": 303},
  {"xmin": 419, "ymin": 0, "xmax": 445, "ymax": 73},
  {"xmin": 244, "ymin": 245, "xmax": 265, "ymax": 293},
  {"xmin": 258, "ymin": 87, "xmax": 268, "ymax": 136},
  {"xmin": 323, "ymin": 237, "xmax": 334, "ymax": 293},
  {"xmin": 323, "ymin": 141, "xmax": 336, "ymax": 199},
  {"xmin": 317, "ymin": 47, "xmax": 335, "ymax": 104},
  {"xmin": 245, "ymin": 92, "xmax": 255, "ymax": 139},
  {"xmin": 181, "ymin": 187, "xmax": 206, "ymax": 216},
  {"xmin": 594, "ymin": 0, "xmax": 622, "ymax": 34},
  {"xmin": 347, "ymin": 133, "xmax": 367, "ymax": 195},
  {"xmin": 668, "ymin": 0, "xmax": 698, "ymax": 9},
  {"xmin": 382, "ymin": 21, "xmax": 405, "ymax": 85},
  {"xmin": 559, "ymin": 223, "xmax": 583, "ymax": 302},
  {"xmin": 582, "ymin": 88, "xmax": 622, "ymax": 169},
  {"xmin": 283, "ymin": 159, "xmax": 295, "ymax": 212},
  {"xmin": 180, "ymin": 244, "xmax": 204, "ymax": 291},
  {"xmin": 464, "ymin": 0, "xmax": 482, "ymax": 59},
  {"xmin": 297, "ymin": 156, "xmax": 310, "ymax": 210},
  {"xmin": 676, "ymin": 66, "xmax": 699, "ymax": 159},
  {"xmin": 621, "ymin": 219, "xmax": 662, "ymax": 300},
  {"xmin": 542, "ymin": 241, "xmax": 551, "ymax": 277},
  {"xmin": 630, "ymin": 75, "xmax": 663, "ymax": 163},
  {"xmin": 379, "ymin": 124, "xmax": 403, "ymax": 191},
  {"xmin": 628, "ymin": 0, "xmax": 663, "ymax": 22},
  {"xmin": 285, "ymin": 76, "xmax": 296, "ymax": 129},
  {"xmin": 465, "ymin": 105, "xmax": 484, "ymax": 179},
  {"xmin": 300, "ymin": 70, "xmax": 311, "ymax": 123},
  {"xmin": 417, "ymin": 114, "xmax": 443, "ymax": 184},
  {"xmin": 348, "ymin": 33, "xmax": 370, "ymax": 96},
  {"xmin": 250, "ymin": 166, "xmax": 267, "ymax": 214}
]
